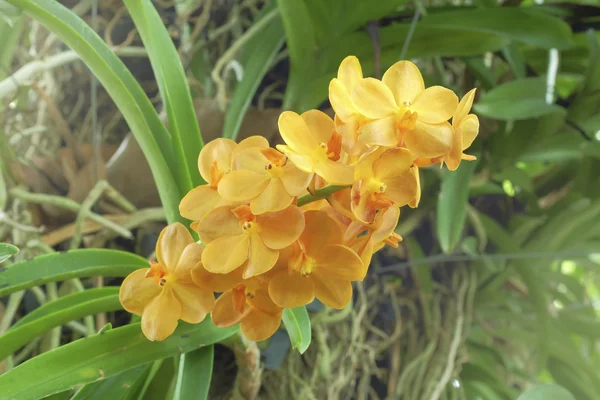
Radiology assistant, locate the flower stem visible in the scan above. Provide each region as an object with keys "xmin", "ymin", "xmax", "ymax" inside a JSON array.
[{"xmin": 297, "ymin": 185, "xmax": 349, "ymax": 207}]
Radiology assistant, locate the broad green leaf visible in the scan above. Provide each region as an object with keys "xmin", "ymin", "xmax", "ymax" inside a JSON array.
[
  {"xmin": 0, "ymin": 321, "xmax": 238, "ymax": 400},
  {"xmin": 173, "ymin": 346, "xmax": 214, "ymax": 400},
  {"xmin": 71, "ymin": 365, "xmax": 149, "ymax": 400},
  {"xmin": 123, "ymin": 0, "xmax": 203, "ymax": 191},
  {"xmin": 0, "ymin": 249, "xmax": 147, "ymax": 297},
  {"xmin": 474, "ymin": 77, "xmax": 566, "ymax": 120},
  {"xmin": 13, "ymin": 287, "xmax": 119, "ymax": 328},
  {"xmin": 282, "ymin": 306, "xmax": 311, "ymax": 354},
  {"xmin": 502, "ymin": 42, "xmax": 526, "ymax": 79},
  {"xmin": 0, "ymin": 242, "xmax": 18, "ymax": 264},
  {"xmin": 140, "ymin": 358, "xmax": 177, "ymax": 400},
  {"xmin": 277, "ymin": 0, "xmax": 317, "ymax": 110},
  {"xmin": 0, "ymin": 292, "xmax": 122, "ymax": 360},
  {"xmin": 223, "ymin": 6, "xmax": 284, "ymax": 140},
  {"xmin": 7, "ymin": 0, "xmax": 183, "ymax": 224},
  {"xmin": 517, "ymin": 384, "xmax": 576, "ymax": 400},
  {"xmin": 436, "ymin": 161, "xmax": 478, "ymax": 254},
  {"xmin": 423, "ymin": 8, "xmax": 573, "ymax": 49}
]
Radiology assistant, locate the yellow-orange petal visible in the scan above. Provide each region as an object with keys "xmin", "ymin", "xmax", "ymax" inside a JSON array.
[
  {"xmin": 454, "ymin": 88, "xmax": 477, "ymax": 125},
  {"xmin": 218, "ymin": 169, "xmax": 269, "ymax": 202},
  {"xmin": 202, "ymin": 234, "xmax": 250, "ymax": 274},
  {"xmin": 370, "ymin": 207, "xmax": 400, "ymax": 244},
  {"xmin": 243, "ymin": 235, "xmax": 279, "ymax": 279},
  {"xmin": 268, "ymin": 271, "xmax": 315, "ymax": 308},
  {"xmin": 408, "ymin": 166, "xmax": 421, "ymax": 208},
  {"xmin": 173, "ymin": 243, "xmax": 204, "ymax": 282},
  {"xmin": 384, "ymin": 170, "xmax": 417, "ymax": 207},
  {"xmin": 351, "ymin": 183, "xmax": 377, "ymax": 224},
  {"xmin": 241, "ymin": 308, "xmax": 282, "ymax": 342},
  {"xmin": 317, "ymin": 244, "xmax": 364, "ymax": 281},
  {"xmin": 382, "ymin": 60, "xmax": 425, "ymax": 106},
  {"xmin": 314, "ymin": 160, "xmax": 354, "ymax": 186},
  {"xmin": 280, "ymin": 163, "xmax": 312, "ymax": 196},
  {"xmin": 157, "ymin": 222, "xmax": 194, "ymax": 272},
  {"xmin": 411, "ymin": 86, "xmax": 458, "ymax": 125},
  {"xmin": 257, "ymin": 205, "xmax": 305, "ymax": 250},
  {"xmin": 354, "ymin": 147, "xmax": 383, "ymax": 181},
  {"xmin": 212, "ymin": 291, "xmax": 249, "ymax": 327},
  {"xmin": 119, "ymin": 268, "xmax": 161, "ymax": 315},
  {"xmin": 172, "ymin": 283, "xmax": 214, "ymax": 324},
  {"xmin": 373, "ymin": 148, "xmax": 413, "ymax": 181},
  {"xmin": 196, "ymin": 205, "xmax": 242, "ymax": 244},
  {"xmin": 231, "ymin": 135, "xmax": 270, "ymax": 161},
  {"xmin": 277, "ymin": 145, "xmax": 315, "ymax": 173},
  {"xmin": 329, "ymin": 78, "xmax": 356, "ymax": 121},
  {"xmin": 338, "ymin": 56, "xmax": 363, "ymax": 89},
  {"xmin": 250, "ymin": 178, "xmax": 293, "ymax": 215},
  {"xmin": 191, "ymin": 263, "xmax": 243, "ymax": 292},
  {"xmin": 351, "ymin": 78, "xmax": 398, "ymax": 119},
  {"xmin": 278, "ymin": 111, "xmax": 318, "ymax": 154},
  {"xmin": 358, "ymin": 115, "xmax": 397, "ymax": 147},
  {"xmin": 179, "ymin": 185, "xmax": 227, "ymax": 222},
  {"xmin": 300, "ymin": 210, "xmax": 344, "ymax": 255},
  {"xmin": 198, "ymin": 138, "xmax": 236, "ymax": 183},
  {"xmin": 335, "ymin": 114, "xmax": 364, "ymax": 156},
  {"xmin": 141, "ymin": 288, "xmax": 182, "ymax": 341},
  {"xmin": 301, "ymin": 109, "xmax": 334, "ymax": 145},
  {"xmin": 404, "ymin": 121, "xmax": 453, "ymax": 158},
  {"xmin": 460, "ymin": 114, "xmax": 479, "ymax": 150},
  {"xmin": 231, "ymin": 147, "xmax": 267, "ymax": 173},
  {"xmin": 312, "ymin": 274, "xmax": 352, "ymax": 309}
]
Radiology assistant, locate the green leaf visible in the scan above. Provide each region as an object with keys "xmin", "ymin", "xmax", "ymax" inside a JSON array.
[
  {"xmin": 0, "ymin": 242, "xmax": 18, "ymax": 264},
  {"xmin": 282, "ymin": 306, "xmax": 311, "ymax": 354},
  {"xmin": 423, "ymin": 7, "xmax": 573, "ymax": 49},
  {"xmin": 123, "ymin": 0, "xmax": 203, "ymax": 191},
  {"xmin": 0, "ymin": 321, "xmax": 238, "ymax": 400},
  {"xmin": 0, "ymin": 291, "xmax": 122, "ymax": 360},
  {"xmin": 13, "ymin": 287, "xmax": 119, "ymax": 328},
  {"xmin": 277, "ymin": 0, "xmax": 317, "ymax": 110},
  {"xmin": 568, "ymin": 29, "xmax": 600, "ymax": 124},
  {"xmin": 71, "ymin": 365, "xmax": 149, "ymax": 400},
  {"xmin": 7, "ymin": 0, "xmax": 183, "ymax": 224},
  {"xmin": 0, "ymin": 249, "xmax": 147, "ymax": 297},
  {"xmin": 436, "ymin": 161, "xmax": 478, "ymax": 254},
  {"xmin": 223, "ymin": 7, "xmax": 284, "ymax": 140},
  {"xmin": 474, "ymin": 77, "xmax": 566, "ymax": 120},
  {"xmin": 173, "ymin": 346, "xmax": 214, "ymax": 400},
  {"xmin": 517, "ymin": 384, "xmax": 576, "ymax": 400}
]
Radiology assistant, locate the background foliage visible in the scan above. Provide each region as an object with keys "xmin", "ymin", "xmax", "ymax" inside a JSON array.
[{"xmin": 0, "ymin": 0, "xmax": 599, "ymax": 399}]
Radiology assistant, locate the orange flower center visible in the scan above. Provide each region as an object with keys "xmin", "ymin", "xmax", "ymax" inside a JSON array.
[
  {"xmin": 261, "ymin": 148, "xmax": 287, "ymax": 178},
  {"xmin": 232, "ymin": 205, "xmax": 258, "ymax": 235},
  {"xmin": 394, "ymin": 106, "xmax": 418, "ymax": 146},
  {"xmin": 145, "ymin": 262, "xmax": 168, "ymax": 286}
]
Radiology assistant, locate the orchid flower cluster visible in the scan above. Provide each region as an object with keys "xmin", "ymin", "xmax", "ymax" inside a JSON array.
[{"xmin": 119, "ymin": 56, "xmax": 479, "ymax": 342}]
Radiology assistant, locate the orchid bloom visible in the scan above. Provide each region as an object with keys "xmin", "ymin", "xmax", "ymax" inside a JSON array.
[
  {"xmin": 268, "ymin": 210, "xmax": 364, "ymax": 309},
  {"xmin": 277, "ymin": 110, "xmax": 354, "ymax": 185},
  {"xmin": 445, "ymin": 89, "xmax": 479, "ymax": 171},
  {"xmin": 211, "ymin": 279, "xmax": 282, "ymax": 342},
  {"xmin": 119, "ymin": 223, "xmax": 215, "ymax": 341},
  {"xmin": 352, "ymin": 61, "xmax": 458, "ymax": 158},
  {"xmin": 179, "ymin": 136, "xmax": 268, "ymax": 221},
  {"xmin": 351, "ymin": 147, "xmax": 418, "ymax": 224},
  {"xmin": 218, "ymin": 144, "xmax": 312, "ymax": 215},
  {"xmin": 329, "ymin": 56, "xmax": 369, "ymax": 155},
  {"xmin": 197, "ymin": 204, "xmax": 304, "ymax": 279}
]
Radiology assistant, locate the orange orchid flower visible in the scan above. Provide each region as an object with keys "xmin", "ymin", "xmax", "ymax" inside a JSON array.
[
  {"xmin": 277, "ymin": 110, "xmax": 354, "ymax": 185},
  {"xmin": 197, "ymin": 204, "xmax": 304, "ymax": 279},
  {"xmin": 352, "ymin": 61, "xmax": 458, "ymax": 157},
  {"xmin": 351, "ymin": 147, "xmax": 418, "ymax": 224},
  {"xmin": 268, "ymin": 210, "xmax": 364, "ymax": 309},
  {"xmin": 179, "ymin": 136, "xmax": 269, "ymax": 221},
  {"xmin": 445, "ymin": 89, "xmax": 479, "ymax": 171},
  {"xmin": 218, "ymin": 144, "xmax": 312, "ymax": 215},
  {"xmin": 119, "ymin": 223, "xmax": 215, "ymax": 341},
  {"xmin": 212, "ymin": 279, "xmax": 282, "ymax": 342}
]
